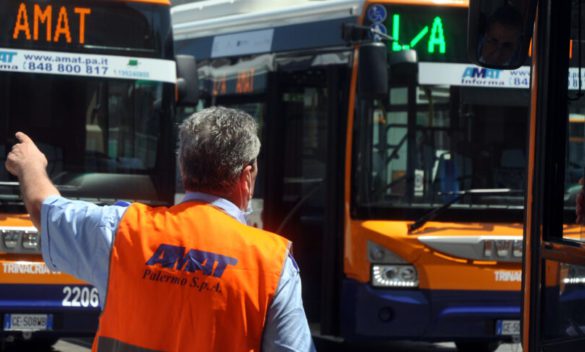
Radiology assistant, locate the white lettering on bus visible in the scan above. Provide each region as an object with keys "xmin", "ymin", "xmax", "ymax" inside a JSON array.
[
  {"xmin": 2, "ymin": 263, "xmax": 60, "ymax": 275},
  {"xmin": 494, "ymin": 270, "xmax": 522, "ymax": 282}
]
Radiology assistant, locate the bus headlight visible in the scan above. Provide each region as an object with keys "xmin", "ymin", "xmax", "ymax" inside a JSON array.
[
  {"xmin": 22, "ymin": 232, "xmax": 39, "ymax": 249},
  {"xmin": 0, "ymin": 228, "xmax": 40, "ymax": 253},
  {"xmin": 371, "ymin": 265, "xmax": 419, "ymax": 288},
  {"xmin": 3, "ymin": 231, "xmax": 19, "ymax": 249},
  {"xmin": 483, "ymin": 239, "xmax": 523, "ymax": 260},
  {"xmin": 512, "ymin": 240, "xmax": 523, "ymax": 258}
]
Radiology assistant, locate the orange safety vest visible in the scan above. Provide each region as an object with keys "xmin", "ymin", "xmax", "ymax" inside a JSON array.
[{"xmin": 93, "ymin": 202, "xmax": 290, "ymax": 352}]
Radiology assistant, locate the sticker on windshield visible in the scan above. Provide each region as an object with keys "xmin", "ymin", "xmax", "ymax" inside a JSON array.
[
  {"xmin": 367, "ymin": 5, "xmax": 387, "ymax": 23},
  {"xmin": 0, "ymin": 47, "xmax": 176, "ymax": 83}
]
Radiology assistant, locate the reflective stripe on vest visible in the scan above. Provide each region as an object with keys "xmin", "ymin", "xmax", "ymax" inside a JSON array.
[
  {"xmin": 97, "ymin": 336, "xmax": 161, "ymax": 352},
  {"xmin": 93, "ymin": 202, "xmax": 290, "ymax": 352}
]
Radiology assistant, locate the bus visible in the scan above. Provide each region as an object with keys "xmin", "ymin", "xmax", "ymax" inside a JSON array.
[
  {"xmin": 173, "ymin": 0, "xmax": 527, "ymax": 350},
  {"xmin": 0, "ymin": 0, "xmax": 193, "ymax": 347},
  {"xmin": 468, "ymin": 0, "xmax": 585, "ymax": 351}
]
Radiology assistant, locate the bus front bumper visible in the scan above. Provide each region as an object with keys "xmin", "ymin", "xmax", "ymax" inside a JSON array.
[{"xmin": 340, "ymin": 279, "xmax": 521, "ymax": 342}]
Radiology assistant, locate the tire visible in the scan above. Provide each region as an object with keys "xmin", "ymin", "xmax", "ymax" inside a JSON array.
[{"xmin": 455, "ymin": 341, "xmax": 501, "ymax": 352}]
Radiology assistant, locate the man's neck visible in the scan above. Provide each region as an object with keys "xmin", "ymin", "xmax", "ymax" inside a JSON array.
[{"xmin": 186, "ymin": 189, "xmax": 243, "ymax": 210}]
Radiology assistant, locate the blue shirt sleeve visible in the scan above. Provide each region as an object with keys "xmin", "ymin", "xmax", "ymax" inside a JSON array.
[
  {"xmin": 262, "ymin": 254, "xmax": 316, "ymax": 352},
  {"xmin": 41, "ymin": 196, "xmax": 127, "ymax": 307}
]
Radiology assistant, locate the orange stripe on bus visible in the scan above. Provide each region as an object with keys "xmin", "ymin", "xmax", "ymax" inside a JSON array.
[{"xmin": 123, "ymin": 0, "xmax": 170, "ymax": 5}]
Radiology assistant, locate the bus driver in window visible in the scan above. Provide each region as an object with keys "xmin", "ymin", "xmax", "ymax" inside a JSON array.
[{"xmin": 478, "ymin": 4, "xmax": 523, "ymax": 66}]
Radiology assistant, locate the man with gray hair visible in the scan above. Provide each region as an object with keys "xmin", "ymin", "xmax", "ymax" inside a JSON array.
[{"xmin": 6, "ymin": 106, "xmax": 315, "ymax": 351}]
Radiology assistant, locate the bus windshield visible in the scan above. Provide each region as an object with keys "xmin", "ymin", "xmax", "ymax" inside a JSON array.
[
  {"xmin": 0, "ymin": 74, "xmax": 165, "ymax": 201},
  {"xmin": 354, "ymin": 85, "xmax": 529, "ymax": 215},
  {"xmin": 351, "ymin": 3, "xmax": 532, "ymax": 220}
]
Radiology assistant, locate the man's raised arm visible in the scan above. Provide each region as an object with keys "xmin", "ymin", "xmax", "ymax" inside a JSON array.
[{"xmin": 5, "ymin": 132, "xmax": 60, "ymax": 230}]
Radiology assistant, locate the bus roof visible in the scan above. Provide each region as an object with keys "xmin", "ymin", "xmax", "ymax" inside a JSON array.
[
  {"xmin": 172, "ymin": 0, "xmax": 364, "ymax": 40},
  {"xmin": 172, "ymin": 0, "xmax": 468, "ymax": 41}
]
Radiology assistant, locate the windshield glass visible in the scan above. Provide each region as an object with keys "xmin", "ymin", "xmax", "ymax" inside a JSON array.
[
  {"xmin": 0, "ymin": 72, "xmax": 167, "ymax": 202},
  {"xmin": 562, "ymin": 0, "xmax": 585, "ymax": 229},
  {"xmin": 354, "ymin": 85, "xmax": 529, "ymax": 217}
]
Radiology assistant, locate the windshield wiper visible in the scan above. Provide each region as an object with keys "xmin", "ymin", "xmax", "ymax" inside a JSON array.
[
  {"xmin": 0, "ymin": 181, "xmax": 153, "ymax": 206},
  {"xmin": 0, "ymin": 181, "xmax": 81, "ymax": 198},
  {"xmin": 408, "ymin": 188, "xmax": 524, "ymax": 233},
  {"xmin": 0, "ymin": 181, "xmax": 22, "ymax": 193},
  {"xmin": 0, "ymin": 182, "xmax": 26, "ymax": 204}
]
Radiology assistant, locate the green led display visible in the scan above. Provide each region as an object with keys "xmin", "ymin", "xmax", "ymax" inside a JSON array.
[
  {"xmin": 366, "ymin": 5, "xmax": 468, "ymax": 63},
  {"xmin": 391, "ymin": 14, "xmax": 446, "ymax": 55}
]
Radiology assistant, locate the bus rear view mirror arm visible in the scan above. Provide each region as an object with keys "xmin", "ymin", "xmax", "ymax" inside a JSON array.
[{"xmin": 176, "ymin": 54, "xmax": 199, "ymax": 106}]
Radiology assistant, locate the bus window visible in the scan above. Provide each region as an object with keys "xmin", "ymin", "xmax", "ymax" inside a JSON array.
[
  {"xmin": 564, "ymin": 4, "xmax": 585, "ymax": 242},
  {"xmin": 281, "ymin": 84, "xmax": 328, "ymax": 211},
  {"xmin": 567, "ymin": 112, "xmax": 585, "ymax": 237},
  {"xmin": 356, "ymin": 86, "xmax": 529, "ymax": 211},
  {"xmin": 4, "ymin": 74, "xmax": 166, "ymax": 199},
  {"xmin": 542, "ymin": 261, "xmax": 585, "ymax": 339}
]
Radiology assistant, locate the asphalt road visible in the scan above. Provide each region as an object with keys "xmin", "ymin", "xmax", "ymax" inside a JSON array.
[
  {"xmin": 0, "ymin": 338, "xmax": 523, "ymax": 352},
  {"xmin": 314, "ymin": 340, "xmax": 522, "ymax": 352}
]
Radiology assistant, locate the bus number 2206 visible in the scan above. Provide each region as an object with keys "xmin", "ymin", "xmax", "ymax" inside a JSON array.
[{"xmin": 62, "ymin": 286, "xmax": 99, "ymax": 308}]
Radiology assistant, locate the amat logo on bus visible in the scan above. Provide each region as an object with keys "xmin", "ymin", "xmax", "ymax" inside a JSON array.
[
  {"xmin": 462, "ymin": 67, "xmax": 501, "ymax": 79},
  {"xmin": 461, "ymin": 66, "xmax": 505, "ymax": 87},
  {"xmin": 145, "ymin": 244, "xmax": 238, "ymax": 278}
]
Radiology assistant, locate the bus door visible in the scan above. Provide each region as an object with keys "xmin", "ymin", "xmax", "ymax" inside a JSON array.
[
  {"xmin": 262, "ymin": 59, "xmax": 348, "ymax": 333},
  {"xmin": 522, "ymin": 1, "xmax": 585, "ymax": 351}
]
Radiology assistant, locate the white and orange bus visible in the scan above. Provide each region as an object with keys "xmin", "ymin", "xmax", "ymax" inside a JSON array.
[
  {"xmin": 0, "ymin": 0, "xmax": 193, "ymax": 347},
  {"xmin": 173, "ymin": 0, "xmax": 528, "ymax": 350}
]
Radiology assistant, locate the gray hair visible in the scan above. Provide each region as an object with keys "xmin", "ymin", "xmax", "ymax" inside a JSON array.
[{"xmin": 178, "ymin": 106, "xmax": 261, "ymax": 194}]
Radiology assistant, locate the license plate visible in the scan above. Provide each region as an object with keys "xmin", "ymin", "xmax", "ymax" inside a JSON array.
[
  {"xmin": 3, "ymin": 314, "xmax": 53, "ymax": 331},
  {"xmin": 496, "ymin": 319, "xmax": 520, "ymax": 336}
]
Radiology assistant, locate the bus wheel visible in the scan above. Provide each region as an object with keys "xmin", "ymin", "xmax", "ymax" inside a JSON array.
[{"xmin": 455, "ymin": 341, "xmax": 501, "ymax": 352}]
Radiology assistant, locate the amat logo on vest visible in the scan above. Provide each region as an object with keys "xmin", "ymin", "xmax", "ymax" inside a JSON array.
[{"xmin": 146, "ymin": 244, "xmax": 238, "ymax": 278}]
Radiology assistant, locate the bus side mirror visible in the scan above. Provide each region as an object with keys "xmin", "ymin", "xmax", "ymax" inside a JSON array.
[
  {"xmin": 467, "ymin": 0, "xmax": 536, "ymax": 69},
  {"xmin": 176, "ymin": 55, "xmax": 199, "ymax": 106},
  {"xmin": 389, "ymin": 49, "xmax": 418, "ymax": 78},
  {"xmin": 358, "ymin": 42, "xmax": 389, "ymax": 98}
]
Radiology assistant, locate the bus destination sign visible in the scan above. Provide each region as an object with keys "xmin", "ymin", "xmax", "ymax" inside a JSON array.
[
  {"xmin": 0, "ymin": 0, "xmax": 165, "ymax": 55},
  {"xmin": 12, "ymin": 3, "xmax": 91, "ymax": 45},
  {"xmin": 365, "ymin": 4, "xmax": 468, "ymax": 63}
]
